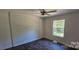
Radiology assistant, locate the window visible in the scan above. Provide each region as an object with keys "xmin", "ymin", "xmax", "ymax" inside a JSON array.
[{"xmin": 53, "ymin": 19, "xmax": 65, "ymax": 37}]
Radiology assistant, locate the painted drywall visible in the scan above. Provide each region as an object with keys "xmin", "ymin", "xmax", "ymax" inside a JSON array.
[
  {"xmin": 0, "ymin": 12, "xmax": 12, "ymax": 49},
  {"xmin": 43, "ymin": 11, "xmax": 79, "ymax": 48},
  {"xmin": 10, "ymin": 11, "xmax": 43, "ymax": 46}
]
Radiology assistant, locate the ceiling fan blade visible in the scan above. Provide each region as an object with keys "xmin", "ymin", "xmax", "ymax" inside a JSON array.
[
  {"xmin": 38, "ymin": 9, "xmax": 56, "ymax": 15},
  {"xmin": 46, "ymin": 10, "xmax": 57, "ymax": 13}
]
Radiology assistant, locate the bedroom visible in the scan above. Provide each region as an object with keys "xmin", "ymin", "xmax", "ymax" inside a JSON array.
[{"xmin": 0, "ymin": 9, "xmax": 79, "ymax": 50}]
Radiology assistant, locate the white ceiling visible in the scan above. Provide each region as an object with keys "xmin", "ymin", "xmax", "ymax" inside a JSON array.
[
  {"xmin": 27, "ymin": 9, "xmax": 79, "ymax": 17},
  {"xmin": 0, "ymin": 9, "xmax": 79, "ymax": 17}
]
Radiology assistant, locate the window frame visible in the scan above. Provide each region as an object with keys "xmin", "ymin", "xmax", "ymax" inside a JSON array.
[{"xmin": 52, "ymin": 19, "xmax": 65, "ymax": 38}]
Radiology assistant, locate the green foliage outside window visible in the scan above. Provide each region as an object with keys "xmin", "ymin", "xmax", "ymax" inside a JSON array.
[{"xmin": 53, "ymin": 20, "xmax": 65, "ymax": 37}]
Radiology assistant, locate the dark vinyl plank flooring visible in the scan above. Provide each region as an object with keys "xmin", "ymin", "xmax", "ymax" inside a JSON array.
[{"xmin": 7, "ymin": 38, "xmax": 77, "ymax": 50}]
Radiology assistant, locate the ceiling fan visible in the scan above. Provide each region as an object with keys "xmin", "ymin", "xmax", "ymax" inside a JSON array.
[{"xmin": 40, "ymin": 9, "xmax": 57, "ymax": 15}]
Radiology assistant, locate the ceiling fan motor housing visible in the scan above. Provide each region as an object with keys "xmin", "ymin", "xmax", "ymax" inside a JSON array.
[{"xmin": 41, "ymin": 9, "xmax": 46, "ymax": 15}]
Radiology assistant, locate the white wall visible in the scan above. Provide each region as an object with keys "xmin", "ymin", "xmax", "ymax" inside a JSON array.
[
  {"xmin": 10, "ymin": 11, "xmax": 43, "ymax": 46},
  {"xmin": 0, "ymin": 10, "xmax": 43, "ymax": 49},
  {"xmin": 0, "ymin": 12, "xmax": 12, "ymax": 49},
  {"xmin": 43, "ymin": 11, "xmax": 79, "ymax": 48}
]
